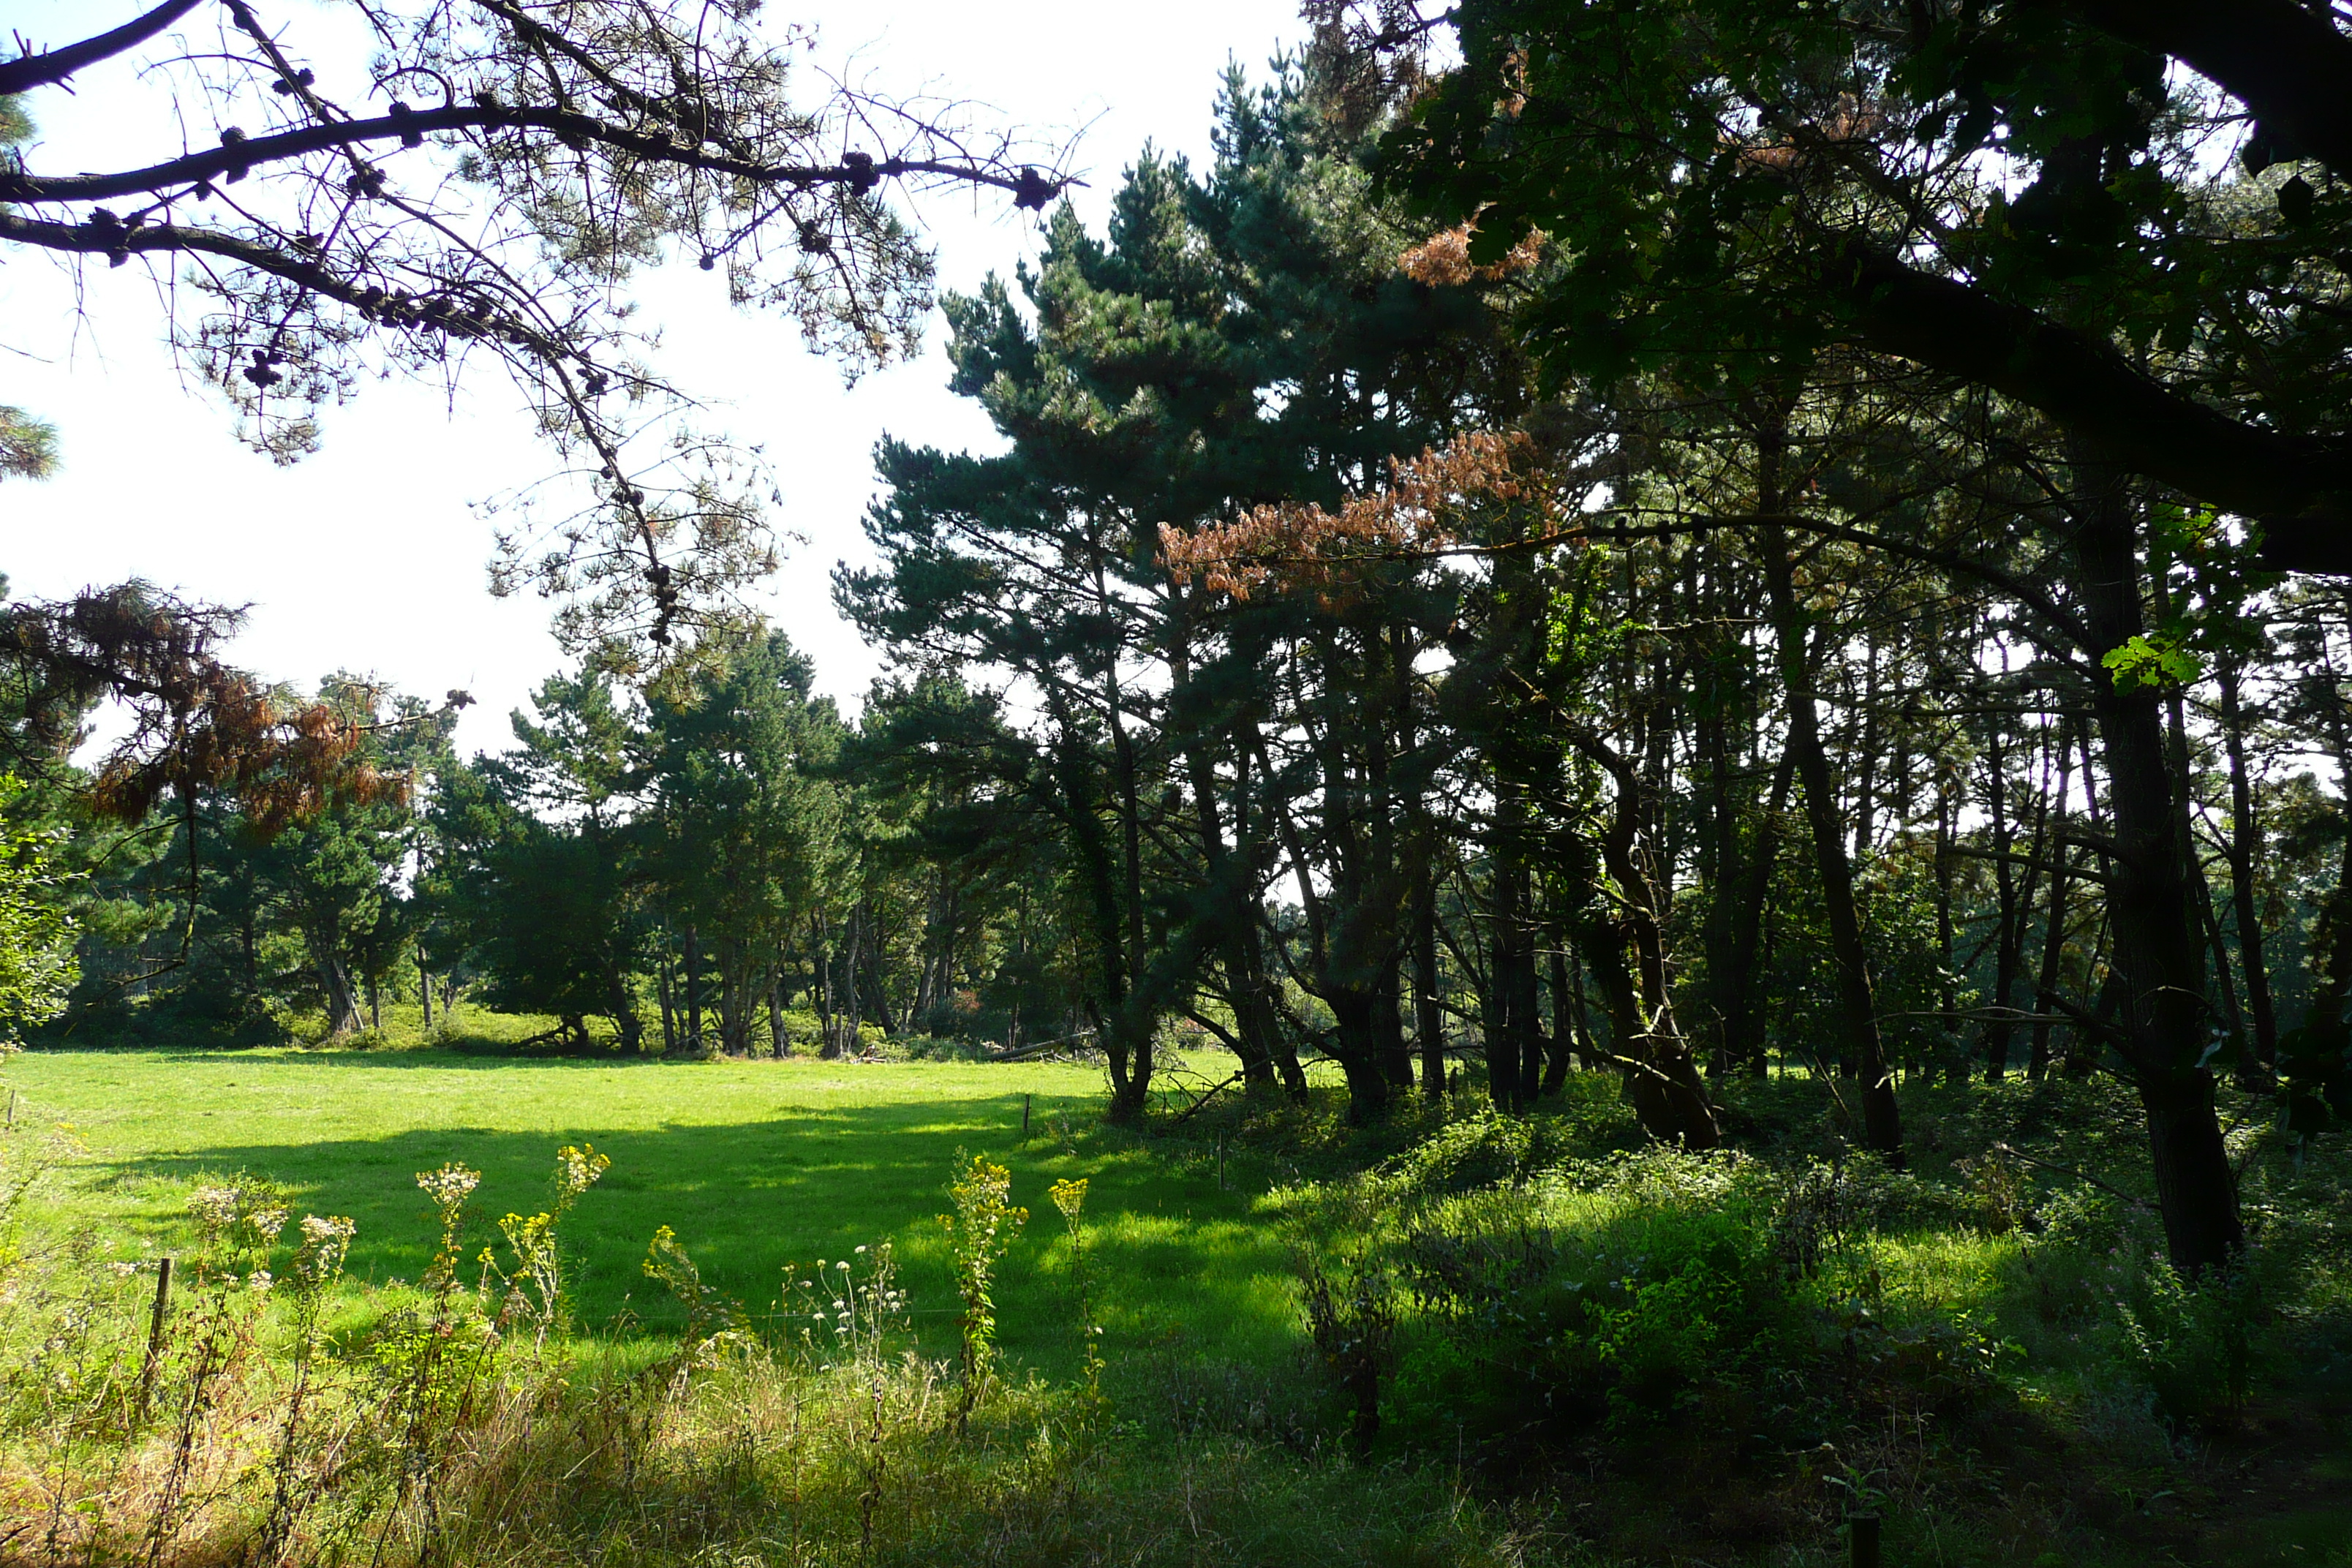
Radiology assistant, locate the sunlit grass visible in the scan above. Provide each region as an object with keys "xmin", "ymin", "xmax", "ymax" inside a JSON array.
[{"xmin": 4, "ymin": 1044, "xmax": 1303, "ymax": 1380}]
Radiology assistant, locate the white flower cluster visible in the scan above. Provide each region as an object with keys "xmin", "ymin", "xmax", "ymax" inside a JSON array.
[
  {"xmin": 186, "ymin": 1181, "xmax": 288, "ymax": 1254},
  {"xmin": 416, "ymin": 1164, "xmax": 481, "ymax": 1210},
  {"xmin": 293, "ymin": 1213, "xmax": 356, "ymax": 1286}
]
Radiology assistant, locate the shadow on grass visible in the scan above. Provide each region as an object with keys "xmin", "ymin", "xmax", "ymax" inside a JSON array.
[{"xmin": 86, "ymin": 1099, "xmax": 1302, "ymax": 1381}]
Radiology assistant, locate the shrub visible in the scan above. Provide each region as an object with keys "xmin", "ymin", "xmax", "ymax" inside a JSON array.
[
  {"xmin": 2109, "ymin": 1252, "xmax": 2273, "ymax": 1431},
  {"xmin": 1361, "ymin": 1140, "xmax": 2019, "ymax": 1464}
]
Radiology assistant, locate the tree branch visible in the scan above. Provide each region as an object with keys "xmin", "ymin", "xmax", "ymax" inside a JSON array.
[
  {"xmin": 2060, "ymin": 0, "xmax": 2352, "ymax": 183},
  {"xmin": 0, "ymin": 207, "xmax": 529, "ymax": 344},
  {"xmin": 0, "ymin": 101, "xmax": 1060, "ymax": 208},
  {"xmin": 0, "ymin": 1, "xmax": 203, "ymax": 97},
  {"xmin": 1831, "ymin": 240, "xmax": 2352, "ymax": 573}
]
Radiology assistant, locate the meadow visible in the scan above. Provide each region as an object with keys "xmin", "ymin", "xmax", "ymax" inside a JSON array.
[
  {"xmin": 4, "ymin": 1035, "xmax": 2351, "ymax": 1568},
  {"xmin": 4, "ymin": 1043, "xmax": 1297, "ymax": 1376}
]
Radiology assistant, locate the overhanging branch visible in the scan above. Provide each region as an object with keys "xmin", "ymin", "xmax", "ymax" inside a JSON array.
[
  {"xmin": 0, "ymin": 1, "xmax": 203, "ymax": 97},
  {"xmin": 0, "ymin": 102, "xmax": 1065, "ymax": 209},
  {"xmin": 1831, "ymin": 240, "xmax": 2352, "ymax": 573},
  {"xmin": 2061, "ymin": 0, "xmax": 2352, "ymax": 183}
]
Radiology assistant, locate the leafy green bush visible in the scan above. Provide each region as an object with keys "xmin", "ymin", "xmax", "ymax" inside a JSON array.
[
  {"xmin": 1387, "ymin": 1150, "xmax": 1802, "ymax": 1440},
  {"xmin": 1377, "ymin": 1108, "xmax": 1589, "ymax": 1196},
  {"xmin": 1361, "ymin": 1142, "xmax": 2016, "ymax": 1460}
]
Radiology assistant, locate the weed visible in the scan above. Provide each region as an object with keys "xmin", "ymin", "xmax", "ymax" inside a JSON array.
[
  {"xmin": 480, "ymin": 1142, "xmax": 610, "ymax": 1349},
  {"xmin": 1300, "ymin": 1248, "xmax": 1396, "ymax": 1458},
  {"xmin": 940, "ymin": 1152, "xmax": 1025, "ymax": 1419},
  {"xmin": 253, "ymin": 1212, "xmax": 354, "ymax": 1565},
  {"xmin": 1049, "ymin": 1175, "xmax": 1102, "ymax": 1398},
  {"xmin": 641, "ymin": 1224, "xmax": 747, "ymax": 1391}
]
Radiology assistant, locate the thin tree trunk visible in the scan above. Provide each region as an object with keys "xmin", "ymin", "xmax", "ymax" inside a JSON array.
[
  {"xmin": 658, "ymin": 943, "xmax": 676, "ymax": 1054},
  {"xmin": 1414, "ymin": 856, "xmax": 1445, "ymax": 1098},
  {"xmin": 1984, "ymin": 734, "xmax": 2022, "ymax": 1081},
  {"xmin": 1760, "ymin": 515, "xmax": 1903, "ymax": 1161},
  {"xmin": 2030, "ymin": 722, "xmax": 2078, "ymax": 1078},
  {"xmin": 1487, "ymin": 821, "xmax": 1528, "ymax": 1113},
  {"xmin": 1723, "ymin": 751, "xmax": 1794, "ymax": 1075},
  {"xmin": 1934, "ymin": 772, "xmax": 1959, "ymax": 1077},
  {"xmin": 1542, "ymin": 942, "xmax": 1575, "ymax": 1095},
  {"xmin": 1852, "ymin": 630, "xmax": 1881, "ymax": 865},
  {"xmin": 683, "ymin": 924, "xmax": 703, "ymax": 1054},
  {"xmin": 771, "ymin": 970, "xmax": 786, "ymax": 1059},
  {"xmin": 2217, "ymin": 660, "xmax": 2280, "ymax": 1074}
]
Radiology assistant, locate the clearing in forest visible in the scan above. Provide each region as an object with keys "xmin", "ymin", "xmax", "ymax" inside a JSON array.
[{"xmin": 7, "ymin": 1047, "xmax": 1294, "ymax": 1374}]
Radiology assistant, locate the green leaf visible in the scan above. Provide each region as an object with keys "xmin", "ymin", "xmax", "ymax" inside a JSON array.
[{"xmin": 2101, "ymin": 633, "xmax": 2204, "ymax": 692}]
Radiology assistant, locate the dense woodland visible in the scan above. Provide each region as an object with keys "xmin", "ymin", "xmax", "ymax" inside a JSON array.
[{"xmin": 5, "ymin": 3, "xmax": 2352, "ymax": 1563}]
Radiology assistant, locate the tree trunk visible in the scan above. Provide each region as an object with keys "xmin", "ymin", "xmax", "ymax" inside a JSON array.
[
  {"xmin": 1414, "ymin": 860, "xmax": 1446, "ymax": 1098},
  {"xmin": 2030, "ymin": 723, "xmax": 2078, "ymax": 1079},
  {"xmin": 1696, "ymin": 691, "xmax": 1741, "ymax": 1079},
  {"xmin": 657, "ymin": 937, "xmax": 676, "ymax": 1054},
  {"xmin": 1760, "ymin": 519, "xmax": 1903, "ymax": 1161},
  {"xmin": 2069, "ymin": 448, "xmax": 2244, "ymax": 1273},
  {"xmin": 1852, "ymin": 630, "xmax": 1881, "ymax": 866},
  {"xmin": 418, "ymin": 946, "xmax": 433, "ymax": 1030},
  {"xmin": 319, "ymin": 951, "xmax": 361, "ymax": 1036},
  {"xmin": 2217, "ymin": 660, "xmax": 2280, "ymax": 1074},
  {"xmin": 1376, "ymin": 963, "xmax": 1411, "ymax": 1088},
  {"xmin": 1722, "ymin": 752, "xmax": 1793, "ymax": 1075},
  {"xmin": 1512, "ymin": 894, "xmax": 1545, "ymax": 1108},
  {"xmin": 1935, "ymin": 774, "xmax": 1959, "ymax": 1075},
  {"xmin": 841, "ymin": 904, "xmax": 863, "ymax": 1053},
  {"xmin": 1541, "ymin": 943, "xmax": 1575, "ymax": 1096},
  {"xmin": 720, "ymin": 950, "xmax": 747, "ymax": 1056},
  {"xmin": 1560, "ymin": 734, "xmax": 1719, "ymax": 1148},
  {"xmin": 609, "ymin": 968, "xmax": 644, "ymax": 1054},
  {"xmin": 1487, "ymin": 842, "xmax": 1527, "ymax": 1112},
  {"xmin": 1167, "ymin": 612, "xmax": 1289, "ymax": 1096},
  {"xmin": 1103, "ymin": 672, "xmax": 1156, "ymax": 1115},
  {"xmin": 683, "ymin": 924, "xmax": 703, "ymax": 1055},
  {"xmin": 1983, "ymin": 734, "xmax": 2022, "ymax": 1081}
]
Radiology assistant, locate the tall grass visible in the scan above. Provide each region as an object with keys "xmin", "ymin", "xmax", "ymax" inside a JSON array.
[{"xmin": 0, "ymin": 1126, "xmax": 1515, "ymax": 1568}]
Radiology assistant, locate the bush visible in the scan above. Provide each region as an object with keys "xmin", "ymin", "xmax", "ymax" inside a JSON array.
[
  {"xmin": 1322, "ymin": 1135, "xmax": 2024, "ymax": 1472},
  {"xmin": 1390, "ymin": 1152, "xmax": 1801, "ymax": 1439}
]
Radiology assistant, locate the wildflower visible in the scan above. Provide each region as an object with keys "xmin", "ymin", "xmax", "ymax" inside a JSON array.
[
  {"xmin": 554, "ymin": 1143, "xmax": 610, "ymax": 1202},
  {"xmin": 293, "ymin": 1214, "xmax": 355, "ymax": 1286},
  {"xmin": 417, "ymin": 1164, "xmax": 480, "ymax": 1208},
  {"xmin": 187, "ymin": 1183, "xmax": 239, "ymax": 1235}
]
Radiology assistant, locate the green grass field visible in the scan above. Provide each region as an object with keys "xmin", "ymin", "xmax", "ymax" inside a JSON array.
[{"xmin": 3, "ymin": 1045, "xmax": 1298, "ymax": 1377}]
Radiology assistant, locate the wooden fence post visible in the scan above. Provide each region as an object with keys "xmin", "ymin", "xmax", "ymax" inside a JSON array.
[
  {"xmin": 1848, "ymin": 1514, "xmax": 1881, "ymax": 1568},
  {"xmin": 137, "ymin": 1256, "xmax": 173, "ymax": 1417}
]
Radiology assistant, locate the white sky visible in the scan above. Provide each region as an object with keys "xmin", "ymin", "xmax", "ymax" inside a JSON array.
[{"xmin": 0, "ymin": 0, "xmax": 1313, "ymax": 757}]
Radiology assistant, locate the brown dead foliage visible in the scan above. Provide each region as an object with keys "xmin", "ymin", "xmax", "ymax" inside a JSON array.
[
  {"xmin": 0, "ymin": 584, "xmax": 402, "ymax": 832},
  {"xmin": 1158, "ymin": 430, "xmax": 1559, "ymax": 605}
]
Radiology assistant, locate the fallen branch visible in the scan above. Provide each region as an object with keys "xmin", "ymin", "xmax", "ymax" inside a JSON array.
[
  {"xmin": 983, "ymin": 1028, "xmax": 1096, "ymax": 1064},
  {"xmin": 1166, "ymin": 1071, "xmax": 1245, "ymax": 1126}
]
